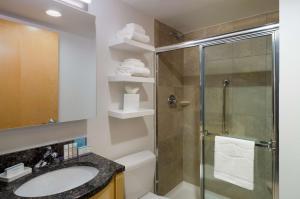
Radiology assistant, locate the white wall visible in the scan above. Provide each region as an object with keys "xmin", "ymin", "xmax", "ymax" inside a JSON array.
[
  {"xmin": 0, "ymin": 120, "xmax": 86, "ymax": 155},
  {"xmin": 279, "ymin": 0, "xmax": 300, "ymax": 198},
  {"xmin": 59, "ymin": 32, "xmax": 97, "ymax": 122},
  {"xmin": 87, "ymin": 0, "xmax": 155, "ymax": 159}
]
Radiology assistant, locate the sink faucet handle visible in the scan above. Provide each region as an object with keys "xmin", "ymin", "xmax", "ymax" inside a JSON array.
[
  {"xmin": 35, "ymin": 147, "xmax": 59, "ymax": 168},
  {"xmin": 51, "ymin": 152, "xmax": 58, "ymax": 158},
  {"xmin": 43, "ymin": 146, "xmax": 53, "ymax": 158}
]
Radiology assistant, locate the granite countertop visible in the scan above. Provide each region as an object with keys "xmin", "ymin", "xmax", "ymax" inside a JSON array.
[{"xmin": 0, "ymin": 153, "xmax": 125, "ymax": 199}]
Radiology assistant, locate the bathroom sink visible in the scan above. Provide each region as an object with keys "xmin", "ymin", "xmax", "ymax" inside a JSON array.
[{"xmin": 14, "ymin": 166, "xmax": 99, "ymax": 197}]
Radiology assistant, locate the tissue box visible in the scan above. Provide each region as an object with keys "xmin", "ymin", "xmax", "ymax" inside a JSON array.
[{"xmin": 123, "ymin": 94, "xmax": 140, "ymax": 111}]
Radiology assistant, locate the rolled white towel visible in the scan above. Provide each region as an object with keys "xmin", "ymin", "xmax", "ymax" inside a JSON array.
[
  {"xmin": 131, "ymin": 67, "xmax": 151, "ymax": 77},
  {"xmin": 117, "ymin": 31, "xmax": 150, "ymax": 43},
  {"xmin": 124, "ymin": 23, "xmax": 146, "ymax": 35}
]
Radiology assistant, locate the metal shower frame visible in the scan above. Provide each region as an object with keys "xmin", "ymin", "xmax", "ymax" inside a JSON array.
[{"xmin": 155, "ymin": 24, "xmax": 279, "ymax": 199}]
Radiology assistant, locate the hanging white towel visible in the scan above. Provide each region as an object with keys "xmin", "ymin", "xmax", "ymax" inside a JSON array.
[{"xmin": 214, "ymin": 136, "xmax": 255, "ymax": 190}]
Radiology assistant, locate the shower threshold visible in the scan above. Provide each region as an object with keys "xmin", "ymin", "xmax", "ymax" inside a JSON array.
[{"xmin": 165, "ymin": 181, "xmax": 229, "ymax": 199}]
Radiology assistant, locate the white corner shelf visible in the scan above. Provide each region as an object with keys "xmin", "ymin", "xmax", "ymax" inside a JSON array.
[
  {"xmin": 108, "ymin": 109, "xmax": 154, "ymax": 119},
  {"xmin": 109, "ymin": 38, "xmax": 155, "ymax": 53},
  {"xmin": 108, "ymin": 75, "xmax": 155, "ymax": 83}
]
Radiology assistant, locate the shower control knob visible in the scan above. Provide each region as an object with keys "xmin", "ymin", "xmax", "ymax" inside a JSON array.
[{"xmin": 168, "ymin": 94, "xmax": 177, "ymax": 105}]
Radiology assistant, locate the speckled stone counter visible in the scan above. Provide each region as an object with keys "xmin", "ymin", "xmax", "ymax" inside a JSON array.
[{"xmin": 0, "ymin": 153, "xmax": 125, "ymax": 199}]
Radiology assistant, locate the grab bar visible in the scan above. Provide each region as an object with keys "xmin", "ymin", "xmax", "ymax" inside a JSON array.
[
  {"xmin": 203, "ymin": 131, "xmax": 276, "ymax": 151},
  {"xmin": 222, "ymin": 80, "xmax": 230, "ymax": 134}
]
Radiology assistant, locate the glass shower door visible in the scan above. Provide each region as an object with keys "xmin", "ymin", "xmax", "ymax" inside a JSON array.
[{"xmin": 201, "ymin": 34, "xmax": 277, "ymax": 199}]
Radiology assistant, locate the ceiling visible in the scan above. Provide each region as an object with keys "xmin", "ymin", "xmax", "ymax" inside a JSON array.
[
  {"xmin": 121, "ymin": 0, "xmax": 279, "ymax": 33},
  {"xmin": 0, "ymin": 0, "xmax": 95, "ymax": 37}
]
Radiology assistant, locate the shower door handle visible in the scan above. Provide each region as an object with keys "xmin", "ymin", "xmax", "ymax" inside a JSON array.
[
  {"xmin": 222, "ymin": 80, "xmax": 230, "ymax": 134},
  {"xmin": 203, "ymin": 131, "xmax": 277, "ymax": 151}
]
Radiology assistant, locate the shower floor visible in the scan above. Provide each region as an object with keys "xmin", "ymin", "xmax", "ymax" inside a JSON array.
[{"xmin": 165, "ymin": 181, "xmax": 229, "ymax": 199}]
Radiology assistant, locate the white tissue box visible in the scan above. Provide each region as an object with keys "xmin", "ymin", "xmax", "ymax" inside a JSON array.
[{"xmin": 123, "ymin": 94, "xmax": 140, "ymax": 111}]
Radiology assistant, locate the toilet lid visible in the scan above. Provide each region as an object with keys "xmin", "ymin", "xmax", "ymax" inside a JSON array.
[{"xmin": 140, "ymin": 192, "xmax": 169, "ymax": 199}]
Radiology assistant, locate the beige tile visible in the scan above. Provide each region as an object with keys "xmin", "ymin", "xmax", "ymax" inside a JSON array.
[
  {"xmin": 205, "ymin": 87, "xmax": 223, "ymax": 114},
  {"xmin": 182, "ymin": 131, "xmax": 200, "ymax": 185},
  {"xmin": 158, "ymin": 134, "xmax": 182, "ymax": 167},
  {"xmin": 233, "ymin": 55, "xmax": 267, "ymax": 73},
  {"xmin": 266, "ymin": 11, "xmax": 279, "ymax": 24},
  {"xmin": 205, "ymin": 43, "xmax": 233, "ymax": 61},
  {"xmin": 230, "ymin": 72, "xmax": 269, "ymax": 87},
  {"xmin": 183, "ymin": 47, "xmax": 200, "ymax": 76},
  {"xmin": 158, "ymin": 49, "xmax": 184, "ymax": 87},
  {"xmin": 184, "ymin": 28, "xmax": 206, "ymax": 41},
  {"xmin": 206, "ymin": 59, "xmax": 234, "ymax": 75},
  {"xmin": 232, "ymin": 86, "xmax": 267, "ymax": 116},
  {"xmin": 157, "ymin": 113, "xmax": 182, "ymax": 141},
  {"xmin": 158, "ymin": 159, "xmax": 183, "ymax": 195},
  {"xmin": 266, "ymin": 54, "xmax": 273, "ymax": 72},
  {"xmin": 233, "ymin": 39, "xmax": 252, "ymax": 58},
  {"xmin": 183, "ymin": 76, "xmax": 200, "ymax": 86},
  {"xmin": 155, "ymin": 20, "xmax": 184, "ymax": 47},
  {"xmin": 232, "ymin": 15, "xmax": 267, "ymax": 31},
  {"xmin": 251, "ymin": 36, "xmax": 268, "ymax": 56}
]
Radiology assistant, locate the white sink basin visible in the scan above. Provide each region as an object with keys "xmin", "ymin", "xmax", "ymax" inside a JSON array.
[{"xmin": 14, "ymin": 166, "xmax": 99, "ymax": 197}]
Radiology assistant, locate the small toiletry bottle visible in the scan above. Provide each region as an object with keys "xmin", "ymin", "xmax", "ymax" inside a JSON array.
[
  {"xmin": 64, "ymin": 144, "xmax": 69, "ymax": 160},
  {"xmin": 73, "ymin": 142, "xmax": 78, "ymax": 157},
  {"xmin": 68, "ymin": 143, "xmax": 73, "ymax": 158}
]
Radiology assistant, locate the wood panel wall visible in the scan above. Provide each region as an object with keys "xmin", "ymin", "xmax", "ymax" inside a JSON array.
[{"xmin": 0, "ymin": 18, "xmax": 59, "ymax": 130}]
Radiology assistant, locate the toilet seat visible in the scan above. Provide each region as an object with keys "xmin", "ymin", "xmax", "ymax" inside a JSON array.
[{"xmin": 140, "ymin": 192, "xmax": 169, "ymax": 199}]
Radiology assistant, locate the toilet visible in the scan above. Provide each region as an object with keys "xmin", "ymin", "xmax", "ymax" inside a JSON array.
[{"xmin": 115, "ymin": 150, "xmax": 169, "ymax": 199}]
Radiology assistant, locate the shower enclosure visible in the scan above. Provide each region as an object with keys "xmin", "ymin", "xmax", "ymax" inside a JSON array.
[{"xmin": 155, "ymin": 25, "xmax": 279, "ymax": 199}]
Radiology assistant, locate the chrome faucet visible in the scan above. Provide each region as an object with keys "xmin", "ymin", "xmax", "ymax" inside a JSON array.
[{"xmin": 34, "ymin": 146, "xmax": 58, "ymax": 168}]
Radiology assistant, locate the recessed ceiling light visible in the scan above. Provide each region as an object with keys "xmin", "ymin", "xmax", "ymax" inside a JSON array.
[{"xmin": 46, "ymin": 10, "xmax": 62, "ymax": 17}]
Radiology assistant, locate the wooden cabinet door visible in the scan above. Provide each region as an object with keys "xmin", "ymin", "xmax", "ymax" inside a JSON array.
[
  {"xmin": 0, "ymin": 18, "xmax": 58, "ymax": 129},
  {"xmin": 90, "ymin": 173, "xmax": 124, "ymax": 199},
  {"xmin": 90, "ymin": 180, "xmax": 115, "ymax": 199},
  {"xmin": 115, "ymin": 173, "xmax": 125, "ymax": 199}
]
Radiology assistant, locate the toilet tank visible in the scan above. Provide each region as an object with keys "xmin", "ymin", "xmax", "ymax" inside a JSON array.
[{"xmin": 115, "ymin": 150, "xmax": 156, "ymax": 199}]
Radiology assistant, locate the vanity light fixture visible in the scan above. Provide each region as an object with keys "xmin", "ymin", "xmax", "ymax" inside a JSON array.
[
  {"xmin": 59, "ymin": 0, "xmax": 85, "ymax": 8},
  {"xmin": 58, "ymin": 0, "xmax": 92, "ymax": 9},
  {"xmin": 78, "ymin": 0, "xmax": 92, "ymax": 3},
  {"xmin": 46, "ymin": 9, "xmax": 62, "ymax": 17}
]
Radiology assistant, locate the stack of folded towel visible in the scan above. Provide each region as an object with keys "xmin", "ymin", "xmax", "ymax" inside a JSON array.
[
  {"xmin": 117, "ymin": 23, "xmax": 150, "ymax": 43},
  {"xmin": 115, "ymin": 58, "xmax": 151, "ymax": 77}
]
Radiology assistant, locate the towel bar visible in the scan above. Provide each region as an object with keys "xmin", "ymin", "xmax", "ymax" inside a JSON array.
[{"xmin": 202, "ymin": 131, "xmax": 277, "ymax": 151}]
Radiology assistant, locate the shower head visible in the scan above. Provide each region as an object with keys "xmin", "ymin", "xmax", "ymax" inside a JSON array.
[{"xmin": 169, "ymin": 31, "xmax": 184, "ymax": 40}]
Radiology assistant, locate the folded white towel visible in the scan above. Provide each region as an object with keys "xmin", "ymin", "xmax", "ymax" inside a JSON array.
[
  {"xmin": 124, "ymin": 23, "xmax": 146, "ymax": 35},
  {"xmin": 121, "ymin": 59, "xmax": 145, "ymax": 68},
  {"xmin": 214, "ymin": 136, "xmax": 255, "ymax": 190},
  {"xmin": 117, "ymin": 31, "xmax": 150, "ymax": 43},
  {"xmin": 115, "ymin": 65, "xmax": 151, "ymax": 77}
]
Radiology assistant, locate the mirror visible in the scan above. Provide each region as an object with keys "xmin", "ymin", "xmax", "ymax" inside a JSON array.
[{"xmin": 0, "ymin": 18, "xmax": 96, "ymax": 130}]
